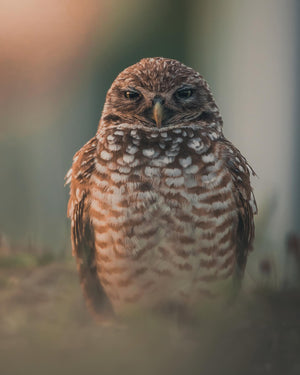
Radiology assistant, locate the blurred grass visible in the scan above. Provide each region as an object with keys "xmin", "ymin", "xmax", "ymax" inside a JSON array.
[
  {"xmin": 0, "ymin": 252, "xmax": 60, "ymax": 269},
  {"xmin": 0, "ymin": 248, "xmax": 300, "ymax": 375}
]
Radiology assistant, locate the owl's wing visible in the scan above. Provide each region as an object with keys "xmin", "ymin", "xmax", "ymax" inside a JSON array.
[
  {"xmin": 66, "ymin": 137, "xmax": 113, "ymax": 320},
  {"xmin": 221, "ymin": 139, "xmax": 257, "ymax": 278}
]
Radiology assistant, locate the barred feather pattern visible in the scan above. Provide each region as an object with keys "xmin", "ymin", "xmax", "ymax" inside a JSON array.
[{"xmin": 67, "ymin": 123, "xmax": 256, "ymax": 314}]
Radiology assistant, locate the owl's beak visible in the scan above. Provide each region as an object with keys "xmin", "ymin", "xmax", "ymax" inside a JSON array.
[{"xmin": 153, "ymin": 101, "xmax": 164, "ymax": 128}]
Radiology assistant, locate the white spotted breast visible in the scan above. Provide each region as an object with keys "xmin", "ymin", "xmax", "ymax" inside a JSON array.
[{"xmin": 89, "ymin": 124, "xmax": 238, "ymax": 312}]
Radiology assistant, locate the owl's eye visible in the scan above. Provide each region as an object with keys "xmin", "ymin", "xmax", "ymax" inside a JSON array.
[
  {"xmin": 124, "ymin": 90, "xmax": 141, "ymax": 100},
  {"xmin": 176, "ymin": 88, "xmax": 193, "ymax": 99}
]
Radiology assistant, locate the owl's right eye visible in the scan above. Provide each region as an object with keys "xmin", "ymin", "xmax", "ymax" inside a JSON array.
[
  {"xmin": 124, "ymin": 90, "xmax": 141, "ymax": 100},
  {"xmin": 175, "ymin": 87, "xmax": 194, "ymax": 99}
]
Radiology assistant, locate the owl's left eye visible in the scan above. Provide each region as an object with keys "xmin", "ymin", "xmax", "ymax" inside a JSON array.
[
  {"xmin": 124, "ymin": 90, "xmax": 141, "ymax": 100},
  {"xmin": 175, "ymin": 88, "xmax": 193, "ymax": 99}
]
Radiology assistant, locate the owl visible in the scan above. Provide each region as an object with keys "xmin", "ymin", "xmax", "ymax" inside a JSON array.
[{"xmin": 66, "ymin": 57, "xmax": 257, "ymax": 320}]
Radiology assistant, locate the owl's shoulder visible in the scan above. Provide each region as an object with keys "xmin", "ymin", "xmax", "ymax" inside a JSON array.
[
  {"xmin": 218, "ymin": 138, "xmax": 257, "ymax": 267},
  {"xmin": 66, "ymin": 137, "xmax": 98, "ymax": 184},
  {"xmin": 66, "ymin": 136, "xmax": 98, "ymax": 217},
  {"xmin": 218, "ymin": 138, "xmax": 257, "ymax": 207}
]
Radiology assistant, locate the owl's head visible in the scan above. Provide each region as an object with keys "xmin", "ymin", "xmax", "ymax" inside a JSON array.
[{"xmin": 100, "ymin": 57, "xmax": 222, "ymax": 129}]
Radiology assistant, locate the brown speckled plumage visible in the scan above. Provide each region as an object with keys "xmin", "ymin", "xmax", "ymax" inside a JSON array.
[{"xmin": 66, "ymin": 57, "xmax": 257, "ymax": 318}]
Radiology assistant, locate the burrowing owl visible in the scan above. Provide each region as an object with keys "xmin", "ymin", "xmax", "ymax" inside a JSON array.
[{"xmin": 66, "ymin": 57, "xmax": 257, "ymax": 319}]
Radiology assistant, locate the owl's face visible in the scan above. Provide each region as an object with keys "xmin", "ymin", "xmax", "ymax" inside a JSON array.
[{"xmin": 101, "ymin": 57, "xmax": 221, "ymax": 129}]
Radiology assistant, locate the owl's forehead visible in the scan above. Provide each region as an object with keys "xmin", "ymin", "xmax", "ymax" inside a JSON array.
[{"xmin": 113, "ymin": 57, "xmax": 203, "ymax": 92}]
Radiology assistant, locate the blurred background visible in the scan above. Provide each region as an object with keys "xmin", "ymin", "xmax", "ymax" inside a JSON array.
[
  {"xmin": 0, "ymin": 0, "xmax": 299, "ymax": 280},
  {"xmin": 1, "ymin": 2, "xmax": 300, "ymax": 374}
]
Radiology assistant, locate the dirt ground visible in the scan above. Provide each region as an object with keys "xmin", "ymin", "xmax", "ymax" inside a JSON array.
[{"xmin": 0, "ymin": 258, "xmax": 300, "ymax": 375}]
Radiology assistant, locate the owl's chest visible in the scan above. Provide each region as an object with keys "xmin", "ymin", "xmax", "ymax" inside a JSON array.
[
  {"xmin": 93, "ymin": 125, "xmax": 220, "ymax": 192},
  {"xmin": 89, "ymin": 126, "xmax": 236, "ymax": 311},
  {"xmin": 91, "ymin": 125, "xmax": 217, "ymax": 223},
  {"xmin": 90, "ymin": 125, "xmax": 235, "ymax": 254}
]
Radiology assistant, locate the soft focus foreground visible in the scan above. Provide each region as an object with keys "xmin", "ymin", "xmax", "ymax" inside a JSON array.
[{"xmin": 0, "ymin": 251, "xmax": 300, "ymax": 375}]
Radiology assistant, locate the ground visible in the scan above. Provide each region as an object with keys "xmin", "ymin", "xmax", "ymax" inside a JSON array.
[{"xmin": 0, "ymin": 253, "xmax": 300, "ymax": 375}]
